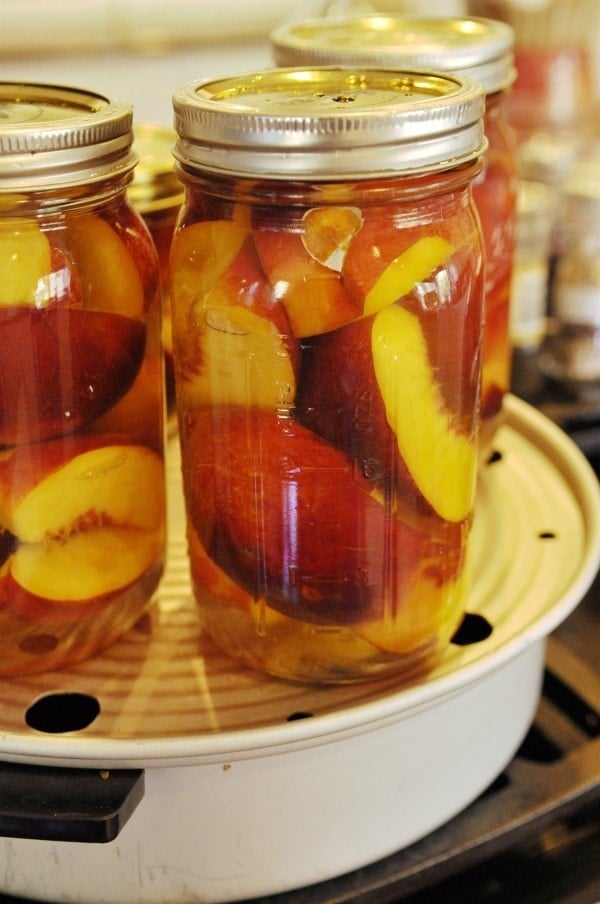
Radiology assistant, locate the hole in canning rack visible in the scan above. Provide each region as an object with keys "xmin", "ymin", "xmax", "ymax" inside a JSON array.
[
  {"xmin": 486, "ymin": 449, "xmax": 503, "ymax": 465},
  {"xmin": 451, "ymin": 612, "xmax": 493, "ymax": 646},
  {"xmin": 287, "ymin": 711, "xmax": 314, "ymax": 722},
  {"xmin": 538, "ymin": 530, "xmax": 557, "ymax": 539},
  {"xmin": 25, "ymin": 692, "xmax": 100, "ymax": 734}
]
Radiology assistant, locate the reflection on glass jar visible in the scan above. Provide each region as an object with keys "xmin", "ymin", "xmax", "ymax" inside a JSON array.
[
  {"xmin": 0, "ymin": 84, "xmax": 166, "ymax": 675},
  {"xmin": 171, "ymin": 67, "xmax": 486, "ymax": 684}
]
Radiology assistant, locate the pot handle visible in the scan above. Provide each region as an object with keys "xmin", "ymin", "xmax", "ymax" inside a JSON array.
[{"xmin": 0, "ymin": 760, "xmax": 144, "ymax": 843}]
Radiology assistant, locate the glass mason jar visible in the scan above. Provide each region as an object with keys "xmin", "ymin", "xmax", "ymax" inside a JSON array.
[
  {"xmin": 271, "ymin": 15, "xmax": 519, "ymax": 452},
  {"xmin": 171, "ymin": 67, "xmax": 486, "ymax": 684},
  {"xmin": 0, "ymin": 83, "xmax": 166, "ymax": 675}
]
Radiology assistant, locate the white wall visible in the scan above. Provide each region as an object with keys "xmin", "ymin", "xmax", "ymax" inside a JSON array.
[
  {"xmin": 0, "ymin": 0, "xmax": 323, "ymax": 126},
  {"xmin": 0, "ymin": 0, "xmax": 598, "ymax": 128}
]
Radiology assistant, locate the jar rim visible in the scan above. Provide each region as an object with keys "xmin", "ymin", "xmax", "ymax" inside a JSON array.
[
  {"xmin": 172, "ymin": 67, "xmax": 487, "ymax": 181},
  {"xmin": 0, "ymin": 82, "xmax": 134, "ymax": 189},
  {"xmin": 270, "ymin": 16, "xmax": 516, "ymax": 95}
]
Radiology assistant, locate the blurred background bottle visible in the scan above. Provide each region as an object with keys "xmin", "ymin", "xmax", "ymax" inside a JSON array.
[
  {"xmin": 464, "ymin": 0, "xmax": 600, "ymax": 404},
  {"xmin": 509, "ymin": 180, "xmax": 558, "ymax": 400},
  {"xmin": 466, "ymin": 0, "xmax": 598, "ymax": 161},
  {"xmin": 537, "ymin": 152, "xmax": 600, "ymax": 401}
]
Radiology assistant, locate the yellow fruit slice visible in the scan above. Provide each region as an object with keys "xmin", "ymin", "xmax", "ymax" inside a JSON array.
[
  {"xmin": 12, "ymin": 528, "xmax": 163, "ymax": 601},
  {"xmin": 354, "ymin": 568, "xmax": 467, "ymax": 654},
  {"xmin": 363, "ymin": 236, "xmax": 455, "ymax": 316},
  {"xmin": 6, "ymin": 444, "xmax": 165, "ymax": 602},
  {"xmin": 64, "ymin": 214, "xmax": 145, "ymax": 318},
  {"xmin": 0, "ymin": 220, "xmax": 52, "ymax": 307},
  {"xmin": 371, "ymin": 304, "xmax": 476, "ymax": 523},
  {"xmin": 265, "ymin": 622, "xmax": 377, "ymax": 681},
  {"xmin": 9, "ymin": 445, "xmax": 165, "ymax": 542},
  {"xmin": 170, "ymin": 219, "xmax": 249, "ymax": 306},
  {"xmin": 179, "ymin": 304, "xmax": 296, "ymax": 411}
]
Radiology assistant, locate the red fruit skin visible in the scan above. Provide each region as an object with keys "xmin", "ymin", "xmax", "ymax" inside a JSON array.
[
  {"xmin": 252, "ymin": 226, "xmax": 360, "ymax": 338},
  {"xmin": 175, "ymin": 187, "xmax": 238, "ymax": 233},
  {"xmin": 0, "ymin": 306, "xmax": 146, "ymax": 446},
  {"xmin": 297, "ymin": 251, "xmax": 483, "ymax": 517},
  {"xmin": 216, "ymin": 236, "xmax": 299, "ymax": 354},
  {"xmin": 181, "ymin": 406, "xmax": 425, "ymax": 626},
  {"xmin": 297, "ymin": 316, "xmax": 432, "ymax": 516}
]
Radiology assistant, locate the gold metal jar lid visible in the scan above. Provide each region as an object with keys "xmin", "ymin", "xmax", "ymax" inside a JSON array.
[
  {"xmin": 0, "ymin": 82, "xmax": 135, "ymax": 190},
  {"xmin": 271, "ymin": 16, "xmax": 516, "ymax": 95},
  {"xmin": 129, "ymin": 123, "xmax": 184, "ymax": 215},
  {"xmin": 172, "ymin": 67, "xmax": 486, "ymax": 181}
]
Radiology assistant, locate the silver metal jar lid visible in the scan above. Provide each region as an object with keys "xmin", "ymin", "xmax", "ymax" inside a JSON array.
[
  {"xmin": 172, "ymin": 67, "xmax": 486, "ymax": 181},
  {"xmin": 0, "ymin": 82, "xmax": 135, "ymax": 190},
  {"xmin": 271, "ymin": 16, "xmax": 516, "ymax": 95}
]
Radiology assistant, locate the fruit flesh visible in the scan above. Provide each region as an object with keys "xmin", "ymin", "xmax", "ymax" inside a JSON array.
[
  {"xmin": 2, "ymin": 442, "xmax": 165, "ymax": 603},
  {"xmin": 61, "ymin": 212, "xmax": 146, "ymax": 319},
  {"xmin": 363, "ymin": 236, "xmax": 455, "ymax": 316},
  {"xmin": 171, "ymin": 175, "xmax": 483, "ymax": 682},
  {"xmin": 371, "ymin": 305, "xmax": 476, "ymax": 523},
  {"xmin": 170, "ymin": 235, "xmax": 298, "ymax": 412},
  {"xmin": 0, "ymin": 220, "xmax": 53, "ymax": 307},
  {"xmin": 0, "ymin": 202, "xmax": 165, "ymax": 675}
]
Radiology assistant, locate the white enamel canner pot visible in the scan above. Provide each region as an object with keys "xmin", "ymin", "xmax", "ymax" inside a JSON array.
[{"xmin": 0, "ymin": 395, "xmax": 598, "ymax": 904}]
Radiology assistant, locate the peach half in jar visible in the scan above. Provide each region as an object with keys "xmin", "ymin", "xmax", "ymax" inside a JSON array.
[
  {"xmin": 252, "ymin": 205, "xmax": 362, "ymax": 337},
  {"xmin": 170, "ymin": 223, "xmax": 299, "ymax": 412},
  {"xmin": 0, "ymin": 435, "xmax": 165, "ymax": 623},
  {"xmin": 181, "ymin": 405, "xmax": 427, "ymax": 627},
  {"xmin": 0, "ymin": 306, "xmax": 146, "ymax": 447}
]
